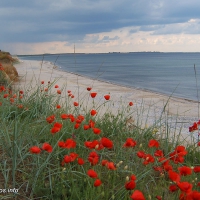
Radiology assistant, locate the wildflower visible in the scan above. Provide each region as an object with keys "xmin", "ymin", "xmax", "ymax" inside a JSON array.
[
  {"xmin": 90, "ymin": 92, "xmax": 97, "ymax": 98},
  {"xmin": 19, "ymin": 90, "xmax": 24, "ymax": 94},
  {"xmin": 137, "ymin": 151, "xmax": 146, "ymax": 158},
  {"xmin": 64, "ymin": 155, "xmax": 72, "ymax": 163},
  {"xmin": 77, "ymin": 158, "xmax": 85, "ymax": 165},
  {"xmin": 168, "ymin": 170, "xmax": 181, "ymax": 183},
  {"xmin": 84, "ymin": 124, "xmax": 90, "ymax": 130},
  {"xmin": 87, "ymin": 169, "xmax": 98, "ymax": 178},
  {"xmin": 42, "ymin": 142, "xmax": 53, "ymax": 153},
  {"xmin": 193, "ymin": 166, "xmax": 200, "ymax": 173},
  {"xmin": 61, "ymin": 113, "xmax": 68, "ymax": 120},
  {"xmin": 56, "ymin": 104, "xmax": 61, "ymax": 109},
  {"xmin": 154, "ymin": 150, "xmax": 164, "ymax": 157},
  {"xmin": 55, "ymin": 85, "xmax": 59, "ymax": 88},
  {"xmin": 74, "ymin": 123, "xmax": 80, "ymax": 129},
  {"xmin": 148, "ymin": 139, "xmax": 160, "ymax": 148},
  {"xmin": 41, "ymin": 81, "xmax": 44, "ymax": 84},
  {"xmin": 129, "ymin": 102, "xmax": 134, "ymax": 106},
  {"xmin": 69, "ymin": 152, "xmax": 78, "ymax": 161},
  {"xmin": 58, "ymin": 141, "xmax": 65, "ymax": 148},
  {"xmin": 71, "ymin": 95, "xmax": 74, "ymax": 98},
  {"xmin": 177, "ymin": 181, "xmax": 193, "ymax": 193},
  {"xmin": 178, "ymin": 166, "xmax": 192, "ymax": 176},
  {"xmin": 65, "ymin": 139, "xmax": 76, "ymax": 149},
  {"xmin": 46, "ymin": 115, "xmax": 55, "ymax": 123},
  {"xmin": 89, "ymin": 120, "xmax": 95, "ymax": 128},
  {"xmin": 87, "ymin": 87, "xmax": 92, "ymax": 91},
  {"xmin": 123, "ymin": 138, "xmax": 137, "ymax": 148},
  {"xmin": 143, "ymin": 154, "xmax": 155, "ymax": 165},
  {"xmin": 10, "ymin": 98, "xmax": 14, "ymax": 103},
  {"xmin": 57, "ymin": 90, "xmax": 61, "ymax": 94},
  {"xmin": 73, "ymin": 102, "xmax": 79, "ymax": 106},
  {"xmin": 3, "ymin": 94, "xmax": 9, "ymax": 98},
  {"xmin": 130, "ymin": 190, "xmax": 145, "ymax": 200},
  {"xmin": 88, "ymin": 151, "xmax": 99, "ymax": 165},
  {"xmin": 101, "ymin": 159, "xmax": 109, "ymax": 166},
  {"xmin": 169, "ymin": 184, "xmax": 178, "ymax": 192},
  {"xmin": 29, "ymin": 146, "xmax": 41, "ymax": 154},
  {"xmin": 100, "ymin": 137, "xmax": 113, "ymax": 149},
  {"xmin": 67, "ymin": 90, "xmax": 71, "ymax": 93},
  {"xmin": 125, "ymin": 180, "xmax": 136, "ymax": 190},
  {"xmin": 106, "ymin": 162, "xmax": 116, "ymax": 170},
  {"xmin": 93, "ymin": 127, "xmax": 101, "ymax": 134},
  {"xmin": 198, "ymin": 141, "xmax": 200, "ymax": 146},
  {"xmin": 104, "ymin": 95, "xmax": 110, "ymax": 100},
  {"xmin": 155, "ymin": 196, "xmax": 162, "ymax": 200},
  {"xmin": 90, "ymin": 109, "xmax": 97, "ymax": 116},
  {"xmin": 94, "ymin": 179, "xmax": 102, "ymax": 187},
  {"xmin": 51, "ymin": 122, "xmax": 62, "ymax": 134}
]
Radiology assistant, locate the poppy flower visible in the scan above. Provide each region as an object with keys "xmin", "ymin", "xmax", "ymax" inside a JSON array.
[
  {"xmin": 44, "ymin": 88, "xmax": 48, "ymax": 92},
  {"xmin": 42, "ymin": 142, "xmax": 53, "ymax": 153},
  {"xmin": 46, "ymin": 115, "xmax": 55, "ymax": 123},
  {"xmin": 19, "ymin": 90, "xmax": 24, "ymax": 94},
  {"xmin": 101, "ymin": 159, "xmax": 108, "ymax": 166},
  {"xmin": 154, "ymin": 150, "xmax": 164, "ymax": 157},
  {"xmin": 104, "ymin": 95, "xmax": 110, "ymax": 100},
  {"xmin": 64, "ymin": 155, "xmax": 72, "ymax": 163},
  {"xmin": 87, "ymin": 87, "xmax": 92, "ymax": 91},
  {"xmin": 65, "ymin": 139, "xmax": 76, "ymax": 149},
  {"xmin": 90, "ymin": 92, "xmax": 97, "ymax": 98},
  {"xmin": 156, "ymin": 196, "xmax": 162, "ymax": 200},
  {"xmin": 88, "ymin": 151, "xmax": 99, "ymax": 165},
  {"xmin": 194, "ymin": 166, "xmax": 200, "ymax": 173},
  {"xmin": 143, "ymin": 154, "xmax": 155, "ymax": 165},
  {"xmin": 74, "ymin": 123, "xmax": 80, "ymax": 129},
  {"xmin": 169, "ymin": 184, "xmax": 178, "ymax": 192},
  {"xmin": 61, "ymin": 114, "xmax": 68, "ymax": 119},
  {"xmin": 69, "ymin": 152, "xmax": 78, "ymax": 161},
  {"xmin": 123, "ymin": 138, "xmax": 137, "ymax": 148},
  {"xmin": 29, "ymin": 146, "xmax": 41, "ymax": 154},
  {"xmin": 129, "ymin": 102, "xmax": 134, "ymax": 106},
  {"xmin": 55, "ymin": 85, "xmax": 59, "ymax": 88},
  {"xmin": 58, "ymin": 141, "xmax": 65, "ymax": 148},
  {"xmin": 177, "ymin": 182, "xmax": 193, "ymax": 193},
  {"xmin": 137, "ymin": 151, "xmax": 146, "ymax": 158},
  {"xmin": 168, "ymin": 170, "xmax": 180, "ymax": 183},
  {"xmin": 93, "ymin": 128, "xmax": 101, "ymax": 134},
  {"xmin": 85, "ymin": 140, "xmax": 99, "ymax": 149},
  {"xmin": 90, "ymin": 109, "xmax": 97, "ymax": 116},
  {"xmin": 3, "ymin": 94, "xmax": 9, "ymax": 98},
  {"xmin": 100, "ymin": 137, "xmax": 113, "ymax": 149},
  {"xmin": 84, "ymin": 124, "xmax": 90, "ymax": 130},
  {"xmin": 148, "ymin": 139, "xmax": 160, "ymax": 148},
  {"xmin": 56, "ymin": 104, "xmax": 61, "ymax": 109},
  {"xmin": 125, "ymin": 180, "xmax": 136, "ymax": 190},
  {"xmin": 87, "ymin": 169, "xmax": 98, "ymax": 178},
  {"xmin": 73, "ymin": 102, "xmax": 79, "ymax": 106},
  {"xmin": 178, "ymin": 166, "xmax": 192, "ymax": 176},
  {"xmin": 89, "ymin": 120, "xmax": 95, "ymax": 128},
  {"xmin": 106, "ymin": 162, "xmax": 116, "ymax": 170},
  {"xmin": 130, "ymin": 190, "xmax": 145, "ymax": 200},
  {"xmin": 77, "ymin": 158, "xmax": 85, "ymax": 165},
  {"xmin": 94, "ymin": 179, "xmax": 102, "ymax": 187},
  {"xmin": 130, "ymin": 175, "xmax": 136, "ymax": 181},
  {"xmin": 57, "ymin": 90, "xmax": 61, "ymax": 94},
  {"xmin": 198, "ymin": 141, "xmax": 200, "ymax": 146},
  {"xmin": 41, "ymin": 81, "xmax": 44, "ymax": 84},
  {"xmin": 67, "ymin": 90, "xmax": 71, "ymax": 93}
]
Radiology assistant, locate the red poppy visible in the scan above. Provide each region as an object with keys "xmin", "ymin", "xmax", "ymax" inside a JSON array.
[
  {"xmin": 178, "ymin": 166, "xmax": 192, "ymax": 176},
  {"xmin": 156, "ymin": 196, "xmax": 162, "ymax": 200},
  {"xmin": 106, "ymin": 162, "xmax": 116, "ymax": 170},
  {"xmin": 154, "ymin": 150, "xmax": 164, "ymax": 157},
  {"xmin": 44, "ymin": 88, "xmax": 48, "ymax": 92},
  {"xmin": 143, "ymin": 154, "xmax": 155, "ymax": 165},
  {"xmin": 198, "ymin": 141, "xmax": 200, "ymax": 146},
  {"xmin": 137, "ymin": 151, "xmax": 146, "ymax": 158},
  {"xmin": 129, "ymin": 102, "xmax": 134, "ymax": 106},
  {"xmin": 87, "ymin": 87, "xmax": 92, "ymax": 91},
  {"xmin": 74, "ymin": 123, "xmax": 80, "ymax": 129},
  {"xmin": 3, "ymin": 94, "xmax": 9, "ymax": 98},
  {"xmin": 168, "ymin": 170, "xmax": 181, "ymax": 183},
  {"xmin": 41, "ymin": 81, "xmax": 44, "ymax": 84},
  {"xmin": 93, "ymin": 127, "xmax": 101, "ymax": 134},
  {"xmin": 90, "ymin": 92, "xmax": 97, "ymax": 98},
  {"xmin": 169, "ymin": 184, "xmax": 178, "ymax": 192},
  {"xmin": 57, "ymin": 90, "xmax": 61, "ymax": 94},
  {"xmin": 100, "ymin": 137, "xmax": 113, "ymax": 149},
  {"xmin": 88, "ymin": 151, "xmax": 99, "ymax": 165},
  {"xmin": 64, "ymin": 155, "xmax": 72, "ymax": 163},
  {"xmin": 187, "ymin": 191, "xmax": 200, "ymax": 200},
  {"xmin": 177, "ymin": 182, "xmax": 193, "ymax": 193},
  {"xmin": 56, "ymin": 104, "xmax": 61, "ymax": 109},
  {"xmin": 73, "ymin": 102, "xmax": 79, "ymax": 106},
  {"xmin": 55, "ymin": 85, "xmax": 59, "ymax": 88},
  {"xmin": 148, "ymin": 139, "xmax": 160, "ymax": 148},
  {"xmin": 87, "ymin": 169, "xmax": 98, "ymax": 178},
  {"xmin": 94, "ymin": 179, "xmax": 102, "ymax": 187},
  {"xmin": 65, "ymin": 139, "xmax": 76, "ymax": 149},
  {"xmin": 42, "ymin": 142, "xmax": 53, "ymax": 153},
  {"xmin": 125, "ymin": 180, "xmax": 136, "ymax": 190},
  {"xmin": 51, "ymin": 122, "xmax": 62, "ymax": 134},
  {"xmin": 67, "ymin": 90, "xmax": 71, "ymax": 93},
  {"xmin": 85, "ymin": 140, "xmax": 99, "ymax": 149},
  {"xmin": 194, "ymin": 166, "xmax": 200, "ymax": 173},
  {"xmin": 123, "ymin": 138, "xmax": 137, "ymax": 148},
  {"xmin": 104, "ymin": 95, "xmax": 110, "ymax": 100},
  {"xmin": 77, "ymin": 158, "xmax": 85, "ymax": 165},
  {"xmin": 89, "ymin": 120, "xmax": 95, "ymax": 128},
  {"xmin": 69, "ymin": 152, "xmax": 78, "ymax": 161},
  {"xmin": 46, "ymin": 115, "xmax": 56, "ymax": 123},
  {"xmin": 90, "ymin": 109, "xmax": 97, "ymax": 116},
  {"xmin": 29, "ymin": 146, "xmax": 41, "ymax": 154},
  {"xmin": 58, "ymin": 141, "xmax": 65, "ymax": 148},
  {"xmin": 19, "ymin": 90, "xmax": 24, "ymax": 94},
  {"xmin": 101, "ymin": 159, "xmax": 108, "ymax": 166},
  {"xmin": 61, "ymin": 113, "xmax": 68, "ymax": 119},
  {"xmin": 84, "ymin": 124, "xmax": 90, "ymax": 130},
  {"xmin": 130, "ymin": 175, "xmax": 136, "ymax": 181},
  {"xmin": 71, "ymin": 95, "xmax": 74, "ymax": 98},
  {"xmin": 130, "ymin": 190, "xmax": 145, "ymax": 200}
]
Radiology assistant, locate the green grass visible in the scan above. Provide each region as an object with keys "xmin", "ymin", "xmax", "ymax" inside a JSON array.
[{"xmin": 0, "ymin": 75, "xmax": 200, "ymax": 200}]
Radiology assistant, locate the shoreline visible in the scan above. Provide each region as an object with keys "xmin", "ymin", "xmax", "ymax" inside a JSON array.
[{"xmin": 14, "ymin": 59, "xmax": 200, "ymax": 142}]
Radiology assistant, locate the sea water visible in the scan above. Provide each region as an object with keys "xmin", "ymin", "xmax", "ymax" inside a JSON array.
[{"xmin": 18, "ymin": 52, "xmax": 200, "ymax": 101}]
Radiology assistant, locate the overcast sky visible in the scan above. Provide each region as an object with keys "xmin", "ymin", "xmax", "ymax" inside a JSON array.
[{"xmin": 1, "ymin": 0, "xmax": 200, "ymax": 54}]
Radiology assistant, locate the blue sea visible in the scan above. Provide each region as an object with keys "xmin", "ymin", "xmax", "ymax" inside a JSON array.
[{"xmin": 18, "ymin": 52, "xmax": 200, "ymax": 102}]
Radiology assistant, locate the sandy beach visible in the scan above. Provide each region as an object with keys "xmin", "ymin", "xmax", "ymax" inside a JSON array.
[{"xmin": 14, "ymin": 59, "xmax": 200, "ymax": 143}]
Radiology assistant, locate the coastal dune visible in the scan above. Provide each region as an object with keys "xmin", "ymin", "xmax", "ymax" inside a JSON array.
[{"xmin": 14, "ymin": 59, "xmax": 199, "ymax": 142}]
